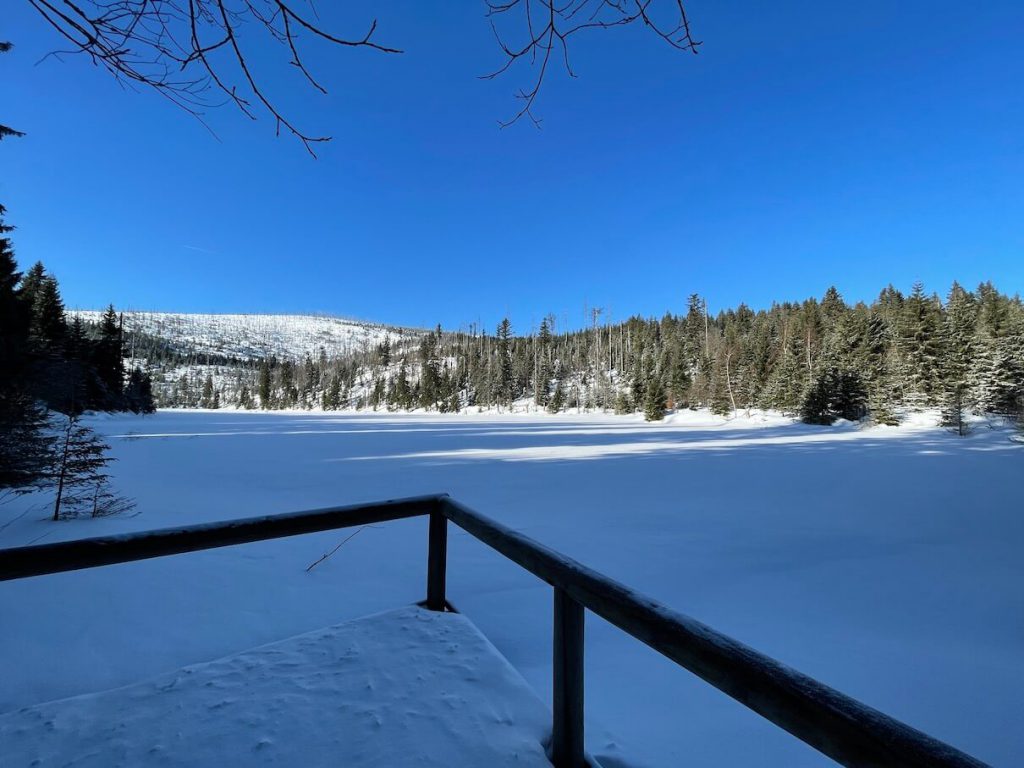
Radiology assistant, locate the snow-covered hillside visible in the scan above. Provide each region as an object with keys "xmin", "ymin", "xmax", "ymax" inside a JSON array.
[{"xmin": 71, "ymin": 310, "xmax": 424, "ymax": 361}]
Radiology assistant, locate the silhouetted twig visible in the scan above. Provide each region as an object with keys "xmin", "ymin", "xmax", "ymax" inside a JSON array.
[
  {"xmin": 23, "ymin": 1, "xmax": 700, "ymax": 147},
  {"xmin": 25, "ymin": 0, "xmax": 401, "ymax": 156},
  {"xmin": 482, "ymin": 0, "xmax": 701, "ymax": 127}
]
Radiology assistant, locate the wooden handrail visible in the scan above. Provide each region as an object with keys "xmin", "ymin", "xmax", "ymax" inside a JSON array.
[
  {"xmin": 0, "ymin": 495, "xmax": 439, "ymax": 581},
  {"xmin": 438, "ymin": 497, "xmax": 989, "ymax": 768},
  {"xmin": 0, "ymin": 494, "xmax": 991, "ymax": 768}
]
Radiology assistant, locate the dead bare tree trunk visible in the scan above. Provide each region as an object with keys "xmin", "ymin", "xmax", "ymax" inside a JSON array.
[{"xmin": 725, "ymin": 350, "xmax": 737, "ymax": 414}]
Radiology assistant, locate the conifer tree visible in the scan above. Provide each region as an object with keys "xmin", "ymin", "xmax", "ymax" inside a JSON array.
[
  {"xmin": 941, "ymin": 385, "xmax": 969, "ymax": 436},
  {"xmin": 96, "ymin": 305, "xmax": 126, "ymax": 407},
  {"xmin": 898, "ymin": 282, "xmax": 942, "ymax": 405},
  {"xmin": 258, "ymin": 360, "xmax": 273, "ymax": 408},
  {"xmin": 124, "ymin": 367, "xmax": 156, "ymax": 414},
  {"xmin": 613, "ymin": 389, "xmax": 632, "ymax": 414},
  {"xmin": 534, "ymin": 317, "xmax": 552, "ymax": 406},
  {"xmin": 862, "ymin": 312, "xmax": 899, "ymax": 424},
  {"xmin": 548, "ymin": 380, "xmax": 566, "ymax": 414},
  {"xmin": 761, "ymin": 330, "xmax": 804, "ymax": 413},
  {"xmin": 369, "ymin": 376, "xmax": 385, "ymax": 410},
  {"xmin": 0, "ymin": 208, "xmax": 56, "ymax": 492},
  {"xmin": 51, "ymin": 415, "xmax": 133, "ymax": 520},
  {"xmin": 326, "ymin": 372, "xmax": 343, "ymax": 410},
  {"xmin": 279, "ymin": 361, "xmax": 297, "ymax": 407},
  {"xmin": 201, "ymin": 374, "xmax": 215, "ymax": 408},
  {"xmin": 643, "ymin": 374, "xmax": 667, "ymax": 421},
  {"xmin": 497, "ymin": 318, "xmax": 514, "ymax": 408},
  {"xmin": 801, "ymin": 366, "xmax": 867, "ymax": 425},
  {"xmin": 975, "ymin": 335, "xmax": 1023, "ymax": 416},
  {"xmin": 392, "ymin": 360, "xmax": 411, "ymax": 410},
  {"xmin": 17, "ymin": 262, "xmax": 46, "ymax": 311},
  {"xmin": 0, "ymin": 206, "xmax": 29, "ymax": 380},
  {"xmin": 831, "ymin": 369, "xmax": 868, "ymax": 421},
  {"xmin": 29, "ymin": 275, "xmax": 67, "ymax": 353},
  {"xmin": 0, "ymin": 392, "xmax": 54, "ymax": 493},
  {"xmin": 800, "ymin": 368, "xmax": 837, "ymax": 425},
  {"xmin": 418, "ymin": 330, "xmax": 441, "ymax": 409}
]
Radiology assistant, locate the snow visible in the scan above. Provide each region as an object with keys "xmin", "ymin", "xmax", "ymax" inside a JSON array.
[
  {"xmin": 69, "ymin": 310, "xmax": 421, "ymax": 361},
  {"xmin": 1, "ymin": 409, "xmax": 1020, "ymax": 767},
  {"xmin": 0, "ymin": 606, "xmax": 552, "ymax": 767}
]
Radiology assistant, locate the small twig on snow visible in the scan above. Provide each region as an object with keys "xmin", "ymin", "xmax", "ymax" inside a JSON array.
[{"xmin": 305, "ymin": 525, "xmax": 378, "ymax": 572}]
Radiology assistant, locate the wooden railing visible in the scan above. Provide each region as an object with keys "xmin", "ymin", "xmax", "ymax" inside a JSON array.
[{"xmin": 0, "ymin": 494, "xmax": 990, "ymax": 768}]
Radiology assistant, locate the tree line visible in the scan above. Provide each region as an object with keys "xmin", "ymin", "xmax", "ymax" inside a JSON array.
[
  {"xmin": 0, "ymin": 213, "xmax": 150, "ymax": 518},
  {"xmin": 147, "ymin": 283, "xmax": 1023, "ymax": 431}
]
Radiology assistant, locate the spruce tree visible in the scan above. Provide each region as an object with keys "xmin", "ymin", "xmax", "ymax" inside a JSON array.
[
  {"xmin": 762, "ymin": 331, "xmax": 805, "ymax": 414},
  {"xmin": 201, "ymin": 374, "xmax": 215, "ymax": 408},
  {"xmin": 801, "ymin": 366, "xmax": 867, "ymax": 425},
  {"xmin": 898, "ymin": 282, "xmax": 942, "ymax": 405},
  {"xmin": 0, "ymin": 208, "xmax": 56, "ymax": 492},
  {"xmin": 326, "ymin": 372, "xmax": 342, "ymax": 410},
  {"xmin": 0, "ymin": 392, "xmax": 55, "ymax": 492},
  {"xmin": 369, "ymin": 376, "xmax": 385, "ymax": 410},
  {"xmin": 861, "ymin": 312, "xmax": 898, "ymax": 424},
  {"xmin": 938, "ymin": 283, "xmax": 978, "ymax": 431},
  {"xmin": 497, "ymin": 318, "xmax": 514, "ymax": 408},
  {"xmin": 258, "ymin": 360, "xmax": 273, "ymax": 408},
  {"xmin": 975, "ymin": 335, "xmax": 1023, "ymax": 416},
  {"xmin": 643, "ymin": 374, "xmax": 667, "ymax": 421},
  {"xmin": 51, "ymin": 415, "xmax": 133, "ymax": 520},
  {"xmin": 831, "ymin": 369, "xmax": 868, "ymax": 421},
  {"xmin": 17, "ymin": 262, "xmax": 46, "ymax": 311},
  {"xmin": 534, "ymin": 317, "xmax": 552, "ymax": 406},
  {"xmin": 393, "ymin": 360, "xmax": 411, "ymax": 410},
  {"xmin": 280, "ymin": 361, "xmax": 297, "ymax": 407},
  {"xmin": 124, "ymin": 367, "xmax": 157, "ymax": 414},
  {"xmin": 800, "ymin": 368, "xmax": 837, "ymax": 425},
  {"xmin": 93, "ymin": 304, "xmax": 126, "ymax": 408},
  {"xmin": 941, "ymin": 385, "xmax": 969, "ymax": 436},
  {"xmin": 29, "ymin": 275, "xmax": 67, "ymax": 353},
  {"xmin": 0, "ymin": 205, "xmax": 29, "ymax": 380},
  {"xmin": 613, "ymin": 390, "xmax": 633, "ymax": 415},
  {"xmin": 418, "ymin": 331, "xmax": 441, "ymax": 409},
  {"xmin": 548, "ymin": 380, "xmax": 566, "ymax": 414}
]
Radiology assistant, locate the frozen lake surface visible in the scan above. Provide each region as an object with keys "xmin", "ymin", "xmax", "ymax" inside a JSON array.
[{"xmin": 1, "ymin": 409, "xmax": 1019, "ymax": 767}]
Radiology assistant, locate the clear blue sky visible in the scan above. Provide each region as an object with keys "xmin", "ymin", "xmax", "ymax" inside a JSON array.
[{"xmin": 3, "ymin": 1, "xmax": 1022, "ymax": 332}]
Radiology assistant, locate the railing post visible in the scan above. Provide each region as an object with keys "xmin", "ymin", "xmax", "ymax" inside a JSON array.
[
  {"xmin": 552, "ymin": 588, "xmax": 585, "ymax": 767},
  {"xmin": 426, "ymin": 511, "xmax": 447, "ymax": 611}
]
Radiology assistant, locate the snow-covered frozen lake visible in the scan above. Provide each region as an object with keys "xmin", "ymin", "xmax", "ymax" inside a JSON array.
[{"xmin": 1, "ymin": 409, "xmax": 1020, "ymax": 767}]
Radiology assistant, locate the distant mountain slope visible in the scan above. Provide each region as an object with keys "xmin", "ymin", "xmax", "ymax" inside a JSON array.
[{"xmin": 71, "ymin": 310, "xmax": 424, "ymax": 361}]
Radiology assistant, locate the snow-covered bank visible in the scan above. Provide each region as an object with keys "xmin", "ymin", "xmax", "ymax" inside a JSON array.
[
  {"xmin": 0, "ymin": 606, "xmax": 552, "ymax": 768},
  {"xmin": 1, "ymin": 410, "xmax": 1020, "ymax": 767}
]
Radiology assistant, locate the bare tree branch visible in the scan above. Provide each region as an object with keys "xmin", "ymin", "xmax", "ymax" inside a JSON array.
[
  {"xmin": 483, "ymin": 0, "xmax": 701, "ymax": 127},
  {"xmin": 20, "ymin": 1, "xmax": 700, "ymax": 150},
  {"xmin": 24, "ymin": 1, "xmax": 401, "ymax": 156}
]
